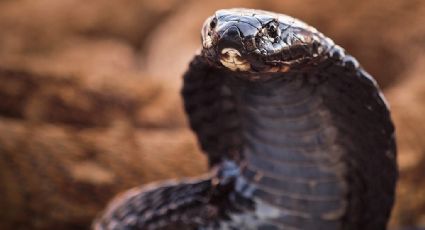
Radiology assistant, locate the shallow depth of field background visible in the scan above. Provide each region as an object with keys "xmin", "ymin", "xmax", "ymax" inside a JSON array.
[{"xmin": 0, "ymin": 0, "xmax": 424, "ymax": 229}]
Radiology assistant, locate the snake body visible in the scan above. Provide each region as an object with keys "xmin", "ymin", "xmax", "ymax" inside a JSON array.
[{"xmin": 94, "ymin": 9, "xmax": 397, "ymax": 230}]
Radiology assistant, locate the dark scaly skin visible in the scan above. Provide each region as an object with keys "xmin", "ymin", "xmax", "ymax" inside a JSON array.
[{"xmin": 94, "ymin": 9, "xmax": 397, "ymax": 230}]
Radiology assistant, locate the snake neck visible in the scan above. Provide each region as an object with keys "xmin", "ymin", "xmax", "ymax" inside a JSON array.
[
  {"xmin": 231, "ymin": 73, "xmax": 343, "ymax": 166},
  {"xmin": 222, "ymin": 73, "xmax": 348, "ymax": 229}
]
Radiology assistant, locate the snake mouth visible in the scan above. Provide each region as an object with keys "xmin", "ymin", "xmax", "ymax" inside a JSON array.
[
  {"xmin": 203, "ymin": 46, "xmax": 292, "ymax": 74},
  {"xmin": 220, "ymin": 48, "xmax": 251, "ymax": 71}
]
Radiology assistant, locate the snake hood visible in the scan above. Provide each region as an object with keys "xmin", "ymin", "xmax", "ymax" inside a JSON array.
[
  {"xmin": 94, "ymin": 8, "xmax": 397, "ymax": 230},
  {"xmin": 201, "ymin": 9, "xmax": 328, "ymax": 73}
]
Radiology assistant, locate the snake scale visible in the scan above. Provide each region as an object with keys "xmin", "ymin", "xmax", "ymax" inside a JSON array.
[{"xmin": 94, "ymin": 9, "xmax": 398, "ymax": 230}]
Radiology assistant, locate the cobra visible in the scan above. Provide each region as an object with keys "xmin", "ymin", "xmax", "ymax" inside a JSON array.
[{"xmin": 94, "ymin": 8, "xmax": 397, "ymax": 230}]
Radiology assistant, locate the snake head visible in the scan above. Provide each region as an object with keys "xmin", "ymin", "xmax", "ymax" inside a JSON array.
[{"xmin": 201, "ymin": 9, "xmax": 331, "ymax": 73}]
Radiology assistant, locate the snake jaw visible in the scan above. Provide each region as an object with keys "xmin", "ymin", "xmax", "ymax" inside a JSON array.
[
  {"xmin": 203, "ymin": 35, "xmax": 214, "ymax": 49},
  {"xmin": 219, "ymin": 48, "xmax": 292, "ymax": 73}
]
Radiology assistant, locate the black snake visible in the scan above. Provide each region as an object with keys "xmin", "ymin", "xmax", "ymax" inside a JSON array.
[{"xmin": 94, "ymin": 9, "xmax": 398, "ymax": 230}]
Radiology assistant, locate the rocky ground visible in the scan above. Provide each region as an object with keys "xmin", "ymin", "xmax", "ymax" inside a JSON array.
[{"xmin": 0, "ymin": 0, "xmax": 424, "ymax": 229}]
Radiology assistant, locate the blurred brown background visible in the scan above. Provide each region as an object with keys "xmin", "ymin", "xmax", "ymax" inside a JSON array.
[{"xmin": 0, "ymin": 0, "xmax": 424, "ymax": 229}]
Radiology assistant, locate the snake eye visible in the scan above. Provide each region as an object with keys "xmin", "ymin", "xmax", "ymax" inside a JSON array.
[
  {"xmin": 265, "ymin": 21, "xmax": 280, "ymax": 38},
  {"xmin": 209, "ymin": 17, "xmax": 217, "ymax": 29}
]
